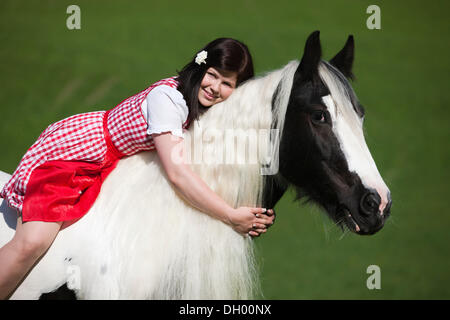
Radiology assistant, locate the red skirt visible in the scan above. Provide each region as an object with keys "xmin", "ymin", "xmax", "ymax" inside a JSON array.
[
  {"xmin": 22, "ymin": 152, "xmax": 119, "ymax": 228},
  {"xmin": 1, "ymin": 110, "xmax": 124, "ymax": 228}
]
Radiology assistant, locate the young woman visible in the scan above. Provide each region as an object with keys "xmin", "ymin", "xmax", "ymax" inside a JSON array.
[{"xmin": 0, "ymin": 38, "xmax": 275, "ymax": 299}]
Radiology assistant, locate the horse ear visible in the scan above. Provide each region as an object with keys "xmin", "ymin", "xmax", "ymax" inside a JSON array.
[
  {"xmin": 330, "ymin": 35, "xmax": 355, "ymax": 80},
  {"xmin": 296, "ymin": 30, "xmax": 322, "ymax": 81}
]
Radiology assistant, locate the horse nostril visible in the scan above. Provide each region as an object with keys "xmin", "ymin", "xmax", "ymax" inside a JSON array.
[{"xmin": 360, "ymin": 191, "xmax": 381, "ymax": 216}]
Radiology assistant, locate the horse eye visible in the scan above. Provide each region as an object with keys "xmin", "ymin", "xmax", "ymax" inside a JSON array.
[{"xmin": 312, "ymin": 111, "xmax": 326, "ymax": 124}]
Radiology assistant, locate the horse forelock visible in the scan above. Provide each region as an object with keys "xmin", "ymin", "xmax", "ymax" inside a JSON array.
[{"xmin": 318, "ymin": 61, "xmax": 363, "ymax": 130}]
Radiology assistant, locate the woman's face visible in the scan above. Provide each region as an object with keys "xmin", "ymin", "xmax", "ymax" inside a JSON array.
[{"xmin": 198, "ymin": 67, "xmax": 238, "ymax": 107}]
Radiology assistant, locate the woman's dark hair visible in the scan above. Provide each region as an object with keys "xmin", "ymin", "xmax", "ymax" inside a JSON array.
[{"xmin": 176, "ymin": 38, "xmax": 254, "ymax": 123}]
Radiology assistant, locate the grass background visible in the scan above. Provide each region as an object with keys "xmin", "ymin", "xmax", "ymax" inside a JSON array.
[{"xmin": 0, "ymin": 0, "xmax": 449, "ymax": 299}]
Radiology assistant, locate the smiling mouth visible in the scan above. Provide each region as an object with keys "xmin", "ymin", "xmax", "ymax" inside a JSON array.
[
  {"xmin": 340, "ymin": 206, "xmax": 360, "ymax": 233},
  {"xmin": 203, "ymin": 89, "xmax": 216, "ymax": 100}
]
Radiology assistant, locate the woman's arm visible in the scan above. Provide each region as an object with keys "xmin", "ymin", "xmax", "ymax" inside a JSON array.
[{"xmin": 152, "ymin": 132, "xmax": 274, "ymax": 237}]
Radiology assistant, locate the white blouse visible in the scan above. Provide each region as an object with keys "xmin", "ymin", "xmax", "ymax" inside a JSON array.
[{"xmin": 141, "ymin": 85, "xmax": 189, "ymax": 138}]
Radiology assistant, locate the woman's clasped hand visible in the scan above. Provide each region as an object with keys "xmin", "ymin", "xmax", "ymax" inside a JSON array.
[{"xmin": 227, "ymin": 207, "xmax": 276, "ymax": 238}]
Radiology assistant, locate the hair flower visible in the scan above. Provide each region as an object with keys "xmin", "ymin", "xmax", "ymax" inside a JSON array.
[{"xmin": 195, "ymin": 50, "xmax": 208, "ymax": 65}]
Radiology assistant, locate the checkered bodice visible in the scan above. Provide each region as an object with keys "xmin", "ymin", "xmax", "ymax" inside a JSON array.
[{"xmin": 106, "ymin": 77, "xmax": 187, "ymax": 156}]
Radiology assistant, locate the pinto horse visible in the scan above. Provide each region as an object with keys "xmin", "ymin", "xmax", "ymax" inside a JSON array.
[{"xmin": 0, "ymin": 31, "xmax": 391, "ymax": 299}]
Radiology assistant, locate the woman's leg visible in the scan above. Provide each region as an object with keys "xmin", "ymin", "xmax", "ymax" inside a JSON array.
[{"xmin": 0, "ymin": 217, "xmax": 62, "ymax": 299}]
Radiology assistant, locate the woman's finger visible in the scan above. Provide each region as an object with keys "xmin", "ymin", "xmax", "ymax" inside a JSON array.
[
  {"xmin": 255, "ymin": 228, "xmax": 267, "ymax": 234},
  {"xmin": 264, "ymin": 209, "xmax": 276, "ymax": 223},
  {"xmin": 252, "ymin": 207, "xmax": 267, "ymax": 217},
  {"xmin": 249, "ymin": 231, "xmax": 260, "ymax": 237},
  {"xmin": 252, "ymin": 223, "xmax": 267, "ymax": 230},
  {"xmin": 256, "ymin": 217, "xmax": 273, "ymax": 226}
]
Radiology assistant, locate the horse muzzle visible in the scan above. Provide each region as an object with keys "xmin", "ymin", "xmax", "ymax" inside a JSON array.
[{"xmin": 339, "ymin": 189, "xmax": 392, "ymax": 235}]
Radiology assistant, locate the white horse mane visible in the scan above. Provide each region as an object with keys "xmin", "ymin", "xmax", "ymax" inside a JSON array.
[{"xmin": 189, "ymin": 60, "xmax": 299, "ymax": 207}]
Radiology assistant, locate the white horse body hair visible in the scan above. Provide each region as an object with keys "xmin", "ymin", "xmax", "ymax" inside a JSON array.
[{"xmin": 0, "ymin": 61, "xmax": 299, "ymax": 299}]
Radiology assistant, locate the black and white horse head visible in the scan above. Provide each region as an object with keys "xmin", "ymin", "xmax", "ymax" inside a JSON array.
[{"xmin": 272, "ymin": 31, "xmax": 391, "ymax": 235}]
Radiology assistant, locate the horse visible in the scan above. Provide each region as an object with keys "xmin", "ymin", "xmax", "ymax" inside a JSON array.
[{"xmin": 0, "ymin": 31, "xmax": 392, "ymax": 299}]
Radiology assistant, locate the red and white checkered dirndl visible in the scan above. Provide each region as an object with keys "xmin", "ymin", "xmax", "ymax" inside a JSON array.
[
  {"xmin": 107, "ymin": 77, "xmax": 181, "ymax": 156},
  {"xmin": 0, "ymin": 77, "xmax": 185, "ymax": 225}
]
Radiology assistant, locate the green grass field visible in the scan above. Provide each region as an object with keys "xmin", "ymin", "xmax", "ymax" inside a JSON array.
[{"xmin": 0, "ymin": 0, "xmax": 449, "ymax": 299}]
